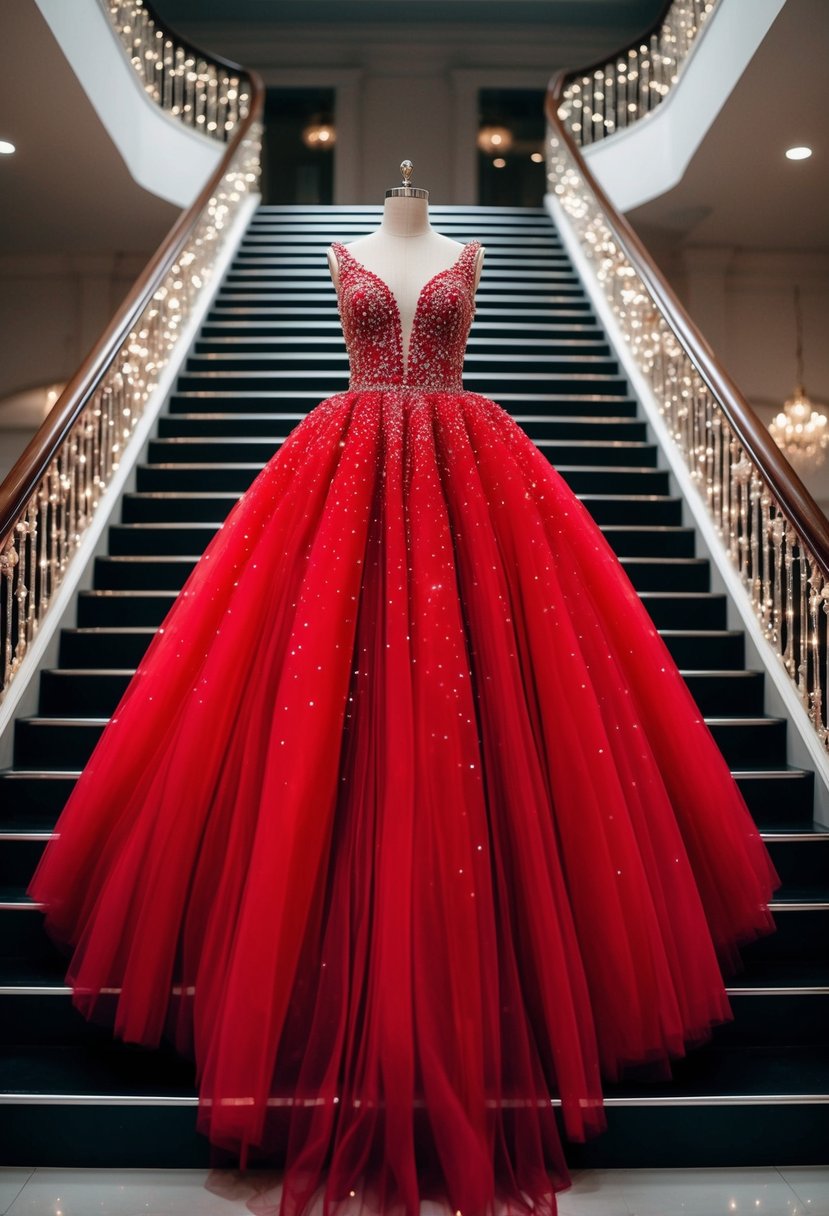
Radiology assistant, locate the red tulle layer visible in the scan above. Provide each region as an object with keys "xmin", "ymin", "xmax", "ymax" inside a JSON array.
[{"xmin": 28, "ymin": 388, "xmax": 779, "ymax": 1216}]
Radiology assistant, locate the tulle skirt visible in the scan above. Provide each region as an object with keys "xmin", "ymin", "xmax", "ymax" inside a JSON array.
[{"xmin": 28, "ymin": 387, "xmax": 779, "ymax": 1216}]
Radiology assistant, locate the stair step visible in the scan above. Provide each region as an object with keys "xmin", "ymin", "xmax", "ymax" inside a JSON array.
[
  {"xmin": 193, "ymin": 335, "xmax": 614, "ymax": 358},
  {"xmin": 1, "ymin": 952, "xmax": 827, "ymax": 1052},
  {"xmin": 174, "ymin": 371, "xmax": 631, "ymax": 396},
  {"xmin": 134, "ymin": 463, "xmax": 667, "ymax": 495},
  {"xmin": 77, "ymin": 591, "xmax": 176, "ymax": 627},
  {"xmin": 6, "ymin": 821, "xmax": 824, "ymax": 889},
  {"xmin": 74, "ymin": 586, "xmax": 727, "ymax": 632},
  {"xmin": 639, "ymin": 594, "xmax": 726, "ymax": 630},
  {"xmin": 147, "ymin": 435, "xmax": 656, "ymax": 468},
  {"xmin": 107, "ymin": 521, "xmax": 694, "ymax": 559},
  {"xmin": 157, "ymin": 411, "xmax": 649, "ymax": 442},
  {"xmin": 58, "ymin": 624, "xmax": 744, "ymax": 673},
  {"xmin": 227, "ymin": 265, "xmax": 582, "ymax": 281},
  {"xmin": 184, "ymin": 353, "xmax": 621, "ymax": 376},
  {"xmin": 118, "ymin": 490, "xmax": 683, "ymax": 527},
  {"xmin": 199, "ymin": 319, "xmax": 601, "ymax": 340},
  {"xmin": 705, "ymin": 717, "xmax": 788, "ymax": 767},
  {"xmin": 0, "ymin": 763, "xmax": 811, "ymax": 833},
  {"xmin": 0, "ymin": 772, "xmax": 78, "ymax": 822},
  {"xmin": 39, "ymin": 668, "xmax": 133, "ymax": 716},
  {"xmin": 661, "ymin": 629, "xmax": 742, "ymax": 668},
  {"xmin": 763, "ymin": 828, "xmax": 829, "ymax": 887},
  {"xmin": 168, "ymin": 391, "xmax": 641, "ymax": 417},
  {"xmin": 580, "ymin": 495, "xmax": 682, "ymax": 525},
  {"xmin": 90, "ymin": 553, "xmax": 709, "ymax": 594},
  {"xmin": 680, "ymin": 670, "xmax": 765, "ymax": 715},
  {"xmin": 1, "ymin": 1039, "xmax": 825, "ymax": 1169},
  {"xmin": 217, "ymin": 281, "xmax": 589, "ymax": 301},
  {"xmin": 600, "ymin": 525, "xmax": 695, "ymax": 557},
  {"xmin": 34, "ymin": 664, "xmax": 765, "ymax": 720},
  {"xmin": 732, "ymin": 769, "xmax": 814, "ymax": 827},
  {"xmin": 11, "ymin": 712, "xmax": 789, "ymax": 774}
]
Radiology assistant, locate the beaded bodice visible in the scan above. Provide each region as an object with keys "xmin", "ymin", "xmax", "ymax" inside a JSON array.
[{"xmin": 331, "ymin": 240, "xmax": 482, "ymax": 391}]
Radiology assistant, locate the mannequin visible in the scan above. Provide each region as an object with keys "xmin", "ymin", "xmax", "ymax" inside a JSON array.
[{"xmin": 327, "ymin": 160, "xmax": 485, "ymax": 369}]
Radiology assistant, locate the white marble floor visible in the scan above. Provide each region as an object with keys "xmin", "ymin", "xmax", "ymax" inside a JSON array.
[{"xmin": 1, "ymin": 1167, "xmax": 828, "ymax": 1216}]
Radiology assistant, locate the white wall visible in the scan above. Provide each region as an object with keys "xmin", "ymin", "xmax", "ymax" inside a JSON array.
[{"xmin": 0, "ymin": 251, "xmax": 150, "ymax": 470}]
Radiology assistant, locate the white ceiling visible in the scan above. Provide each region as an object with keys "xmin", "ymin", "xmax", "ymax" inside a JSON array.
[
  {"xmin": 0, "ymin": 1, "xmax": 178, "ymax": 257},
  {"xmin": 629, "ymin": 0, "xmax": 828, "ymax": 252}
]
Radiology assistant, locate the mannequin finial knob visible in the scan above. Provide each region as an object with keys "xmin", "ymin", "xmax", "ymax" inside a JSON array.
[{"xmin": 400, "ymin": 160, "xmax": 414, "ymax": 188}]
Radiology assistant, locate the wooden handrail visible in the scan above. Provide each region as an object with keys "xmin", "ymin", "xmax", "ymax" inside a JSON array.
[
  {"xmin": 0, "ymin": 33, "xmax": 264, "ymax": 550},
  {"xmin": 545, "ymin": 71, "xmax": 829, "ymax": 578}
]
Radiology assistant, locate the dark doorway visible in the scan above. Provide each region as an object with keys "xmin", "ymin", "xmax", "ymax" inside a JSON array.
[
  {"xmin": 263, "ymin": 88, "xmax": 336, "ymax": 205},
  {"xmin": 477, "ymin": 89, "xmax": 546, "ymax": 207}
]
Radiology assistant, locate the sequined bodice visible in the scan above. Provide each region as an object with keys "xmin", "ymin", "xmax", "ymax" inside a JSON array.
[{"xmin": 331, "ymin": 240, "xmax": 482, "ymax": 392}]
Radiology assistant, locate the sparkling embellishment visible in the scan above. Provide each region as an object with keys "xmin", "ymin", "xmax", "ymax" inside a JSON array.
[{"xmin": 331, "ymin": 240, "xmax": 481, "ymax": 392}]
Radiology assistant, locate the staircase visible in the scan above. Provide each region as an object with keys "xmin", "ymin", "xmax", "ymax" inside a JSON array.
[{"xmin": 1, "ymin": 205, "xmax": 827, "ymax": 1167}]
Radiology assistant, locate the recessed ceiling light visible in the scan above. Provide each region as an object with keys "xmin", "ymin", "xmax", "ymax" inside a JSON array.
[
  {"xmin": 786, "ymin": 146, "xmax": 812, "ymax": 160},
  {"xmin": 0, "ymin": 140, "xmax": 15, "ymax": 155}
]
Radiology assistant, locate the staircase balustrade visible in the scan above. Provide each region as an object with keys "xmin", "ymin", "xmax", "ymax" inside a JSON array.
[
  {"xmin": 0, "ymin": 7, "xmax": 263, "ymax": 696},
  {"xmin": 557, "ymin": 0, "xmax": 719, "ymax": 146},
  {"xmin": 547, "ymin": 3, "xmax": 829, "ymax": 751},
  {"xmin": 106, "ymin": 0, "xmax": 252, "ymax": 141}
]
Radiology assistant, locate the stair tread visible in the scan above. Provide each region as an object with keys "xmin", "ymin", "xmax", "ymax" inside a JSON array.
[
  {"xmin": 605, "ymin": 1044, "xmax": 829, "ymax": 1099},
  {"xmin": 139, "ymin": 461, "xmax": 662, "ymax": 472},
  {"xmin": 98, "ymin": 552, "xmax": 706, "ymax": 565},
  {"xmin": 153, "ymin": 434, "xmax": 653, "ymax": 449},
  {"xmin": 0, "ymin": 1044, "xmax": 197, "ymax": 1097},
  {"xmin": 1, "ymin": 955, "xmax": 827, "ymax": 995},
  {"xmin": 21, "ymin": 712, "xmax": 784, "ymax": 726},
  {"xmin": 1, "ymin": 821, "xmax": 822, "ymax": 845},
  {"xmin": 39, "ymin": 665, "xmax": 763, "ymax": 678},
  {"xmin": 0, "ymin": 1043, "xmax": 826, "ymax": 1103},
  {"xmin": 761, "ymin": 825, "xmax": 829, "ymax": 840}
]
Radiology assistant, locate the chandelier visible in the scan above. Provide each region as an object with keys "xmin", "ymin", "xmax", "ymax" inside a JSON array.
[
  {"xmin": 477, "ymin": 126, "xmax": 513, "ymax": 155},
  {"xmin": 770, "ymin": 285, "xmax": 828, "ymax": 469},
  {"xmin": 301, "ymin": 119, "xmax": 336, "ymax": 149}
]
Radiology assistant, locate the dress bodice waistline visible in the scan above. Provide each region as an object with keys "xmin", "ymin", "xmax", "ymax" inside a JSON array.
[{"xmin": 349, "ymin": 381, "xmax": 464, "ymax": 392}]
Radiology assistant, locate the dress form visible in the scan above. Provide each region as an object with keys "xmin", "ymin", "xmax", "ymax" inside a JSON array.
[{"xmin": 327, "ymin": 161, "xmax": 485, "ymax": 369}]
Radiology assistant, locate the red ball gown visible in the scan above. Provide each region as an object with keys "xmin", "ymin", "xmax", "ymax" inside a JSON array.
[{"xmin": 28, "ymin": 237, "xmax": 779, "ymax": 1216}]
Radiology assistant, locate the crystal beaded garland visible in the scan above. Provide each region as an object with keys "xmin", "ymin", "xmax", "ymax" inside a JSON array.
[
  {"xmin": 106, "ymin": 0, "xmax": 252, "ymax": 141},
  {"xmin": 557, "ymin": 0, "xmax": 719, "ymax": 145},
  {"xmin": 0, "ymin": 126, "xmax": 262, "ymax": 694},
  {"xmin": 544, "ymin": 124, "xmax": 829, "ymax": 751}
]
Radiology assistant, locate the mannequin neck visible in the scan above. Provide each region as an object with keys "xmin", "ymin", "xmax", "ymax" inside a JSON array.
[{"xmin": 380, "ymin": 194, "xmax": 431, "ymax": 237}]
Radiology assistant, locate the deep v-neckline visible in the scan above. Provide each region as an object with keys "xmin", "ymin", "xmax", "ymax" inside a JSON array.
[{"xmin": 332, "ymin": 240, "xmax": 477, "ymax": 381}]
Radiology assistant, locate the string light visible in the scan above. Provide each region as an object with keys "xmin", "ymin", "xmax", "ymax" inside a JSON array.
[
  {"xmin": 546, "ymin": 105, "xmax": 829, "ymax": 751},
  {"xmin": 0, "ymin": 12, "xmax": 262, "ymax": 693},
  {"xmin": 557, "ymin": 0, "xmax": 719, "ymax": 145},
  {"xmin": 107, "ymin": 1, "xmax": 251, "ymax": 142}
]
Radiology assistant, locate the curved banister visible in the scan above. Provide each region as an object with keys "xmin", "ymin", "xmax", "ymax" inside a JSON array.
[
  {"xmin": 557, "ymin": 0, "xmax": 718, "ymax": 145},
  {"xmin": 0, "ymin": 5, "xmax": 264, "ymax": 693},
  {"xmin": 107, "ymin": 0, "xmax": 253, "ymax": 140},
  {"xmin": 546, "ymin": 14, "xmax": 829, "ymax": 750},
  {"xmin": 546, "ymin": 72, "xmax": 829, "ymax": 577}
]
